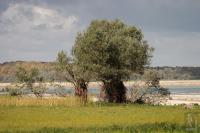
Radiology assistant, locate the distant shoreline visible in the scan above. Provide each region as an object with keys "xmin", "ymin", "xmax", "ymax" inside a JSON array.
[{"xmin": 1, "ymin": 80, "xmax": 200, "ymax": 88}]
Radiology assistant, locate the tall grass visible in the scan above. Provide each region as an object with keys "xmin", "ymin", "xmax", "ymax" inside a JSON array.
[
  {"xmin": 0, "ymin": 96, "xmax": 199, "ymax": 132},
  {"xmin": 0, "ymin": 96, "xmax": 85, "ymax": 107}
]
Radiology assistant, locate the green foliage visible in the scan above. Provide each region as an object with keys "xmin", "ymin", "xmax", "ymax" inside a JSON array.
[
  {"xmin": 56, "ymin": 51, "xmax": 74, "ymax": 83},
  {"xmin": 7, "ymin": 87, "xmax": 23, "ymax": 96},
  {"xmin": 56, "ymin": 51, "xmax": 91, "ymax": 103},
  {"xmin": 56, "ymin": 51, "xmax": 91, "ymax": 85},
  {"xmin": 73, "ymin": 19, "xmax": 153, "ymax": 81},
  {"xmin": 15, "ymin": 66, "xmax": 46, "ymax": 97}
]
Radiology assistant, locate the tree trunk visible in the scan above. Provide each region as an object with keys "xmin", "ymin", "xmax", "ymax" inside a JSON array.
[
  {"xmin": 74, "ymin": 80, "xmax": 88, "ymax": 104},
  {"xmin": 100, "ymin": 79, "xmax": 126, "ymax": 103}
]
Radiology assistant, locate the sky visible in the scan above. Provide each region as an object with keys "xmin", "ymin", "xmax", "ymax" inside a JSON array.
[{"xmin": 0, "ymin": 0, "xmax": 200, "ymax": 66}]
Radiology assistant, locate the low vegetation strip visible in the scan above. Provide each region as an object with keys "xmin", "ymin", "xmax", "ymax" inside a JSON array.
[{"xmin": 1, "ymin": 124, "xmax": 195, "ymax": 133}]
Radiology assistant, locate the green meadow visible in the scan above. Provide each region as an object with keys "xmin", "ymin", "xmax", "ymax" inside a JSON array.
[{"xmin": 0, "ymin": 96, "xmax": 199, "ymax": 133}]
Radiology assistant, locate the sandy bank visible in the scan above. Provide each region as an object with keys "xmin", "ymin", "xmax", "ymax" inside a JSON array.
[{"xmin": 164, "ymin": 94, "xmax": 200, "ymax": 105}]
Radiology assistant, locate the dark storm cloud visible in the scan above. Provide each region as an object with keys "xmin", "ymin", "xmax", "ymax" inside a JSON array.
[
  {"xmin": 37, "ymin": 0, "xmax": 200, "ymax": 32},
  {"xmin": 0, "ymin": 0, "xmax": 11, "ymax": 13},
  {"xmin": 0, "ymin": 0, "xmax": 200, "ymax": 66}
]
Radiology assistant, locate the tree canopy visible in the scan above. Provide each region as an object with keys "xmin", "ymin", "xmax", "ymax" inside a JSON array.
[{"xmin": 73, "ymin": 19, "xmax": 153, "ymax": 81}]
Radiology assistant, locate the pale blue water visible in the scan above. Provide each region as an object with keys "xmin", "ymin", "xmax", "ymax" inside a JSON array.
[{"xmin": 168, "ymin": 87, "xmax": 200, "ymax": 95}]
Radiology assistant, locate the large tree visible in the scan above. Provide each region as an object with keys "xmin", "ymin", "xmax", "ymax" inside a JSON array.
[{"xmin": 73, "ymin": 19, "xmax": 153, "ymax": 103}]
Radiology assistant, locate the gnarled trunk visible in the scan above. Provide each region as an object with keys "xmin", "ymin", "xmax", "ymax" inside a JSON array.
[
  {"xmin": 74, "ymin": 80, "xmax": 88, "ymax": 104},
  {"xmin": 100, "ymin": 79, "xmax": 126, "ymax": 103}
]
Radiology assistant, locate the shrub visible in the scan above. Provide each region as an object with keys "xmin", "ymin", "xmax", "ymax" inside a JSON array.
[
  {"xmin": 129, "ymin": 70, "xmax": 170, "ymax": 105},
  {"xmin": 6, "ymin": 86, "xmax": 23, "ymax": 96},
  {"xmin": 15, "ymin": 66, "xmax": 47, "ymax": 97}
]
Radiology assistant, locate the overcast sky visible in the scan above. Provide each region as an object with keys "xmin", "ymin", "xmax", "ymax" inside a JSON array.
[{"xmin": 0, "ymin": 0, "xmax": 200, "ymax": 66}]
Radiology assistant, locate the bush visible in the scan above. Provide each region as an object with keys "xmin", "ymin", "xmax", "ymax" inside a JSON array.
[
  {"xmin": 7, "ymin": 87, "xmax": 23, "ymax": 96},
  {"xmin": 129, "ymin": 70, "xmax": 170, "ymax": 105},
  {"xmin": 15, "ymin": 67, "xmax": 47, "ymax": 97},
  {"xmin": 134, "ymin": 86, "xmax": 170, "ymax": 104}
]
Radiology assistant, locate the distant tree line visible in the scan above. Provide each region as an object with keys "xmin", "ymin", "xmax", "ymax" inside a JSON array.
[
  {"xmin": 1, "ymin": 62, "xmax": 200, "ymax": 83},
  {"xmin": 153, "ymin": 66, "xmax": 199, "ymax": 80}
]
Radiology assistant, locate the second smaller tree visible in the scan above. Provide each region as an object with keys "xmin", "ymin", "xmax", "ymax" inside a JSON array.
[{"xmin": 56, "ymin": 51, "xmax": 91, "ymax": 103}]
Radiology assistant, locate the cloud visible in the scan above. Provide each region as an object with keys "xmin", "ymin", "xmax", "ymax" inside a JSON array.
[
  {"xmin": 40, "ymin": 0, "xmax": 200, "ymax": 32},
  {"xmin": 0, "ymin": 3, "xmax": 78, "ymax": 32},
  {"xmin": 0, "ymin": 3, "xmax": 80, "ymax": 62}
]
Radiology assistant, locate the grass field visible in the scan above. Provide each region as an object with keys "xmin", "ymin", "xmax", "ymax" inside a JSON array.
[{"xmin": 0, "ymin": 96, "xmax": 199, "ymax": 133}]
